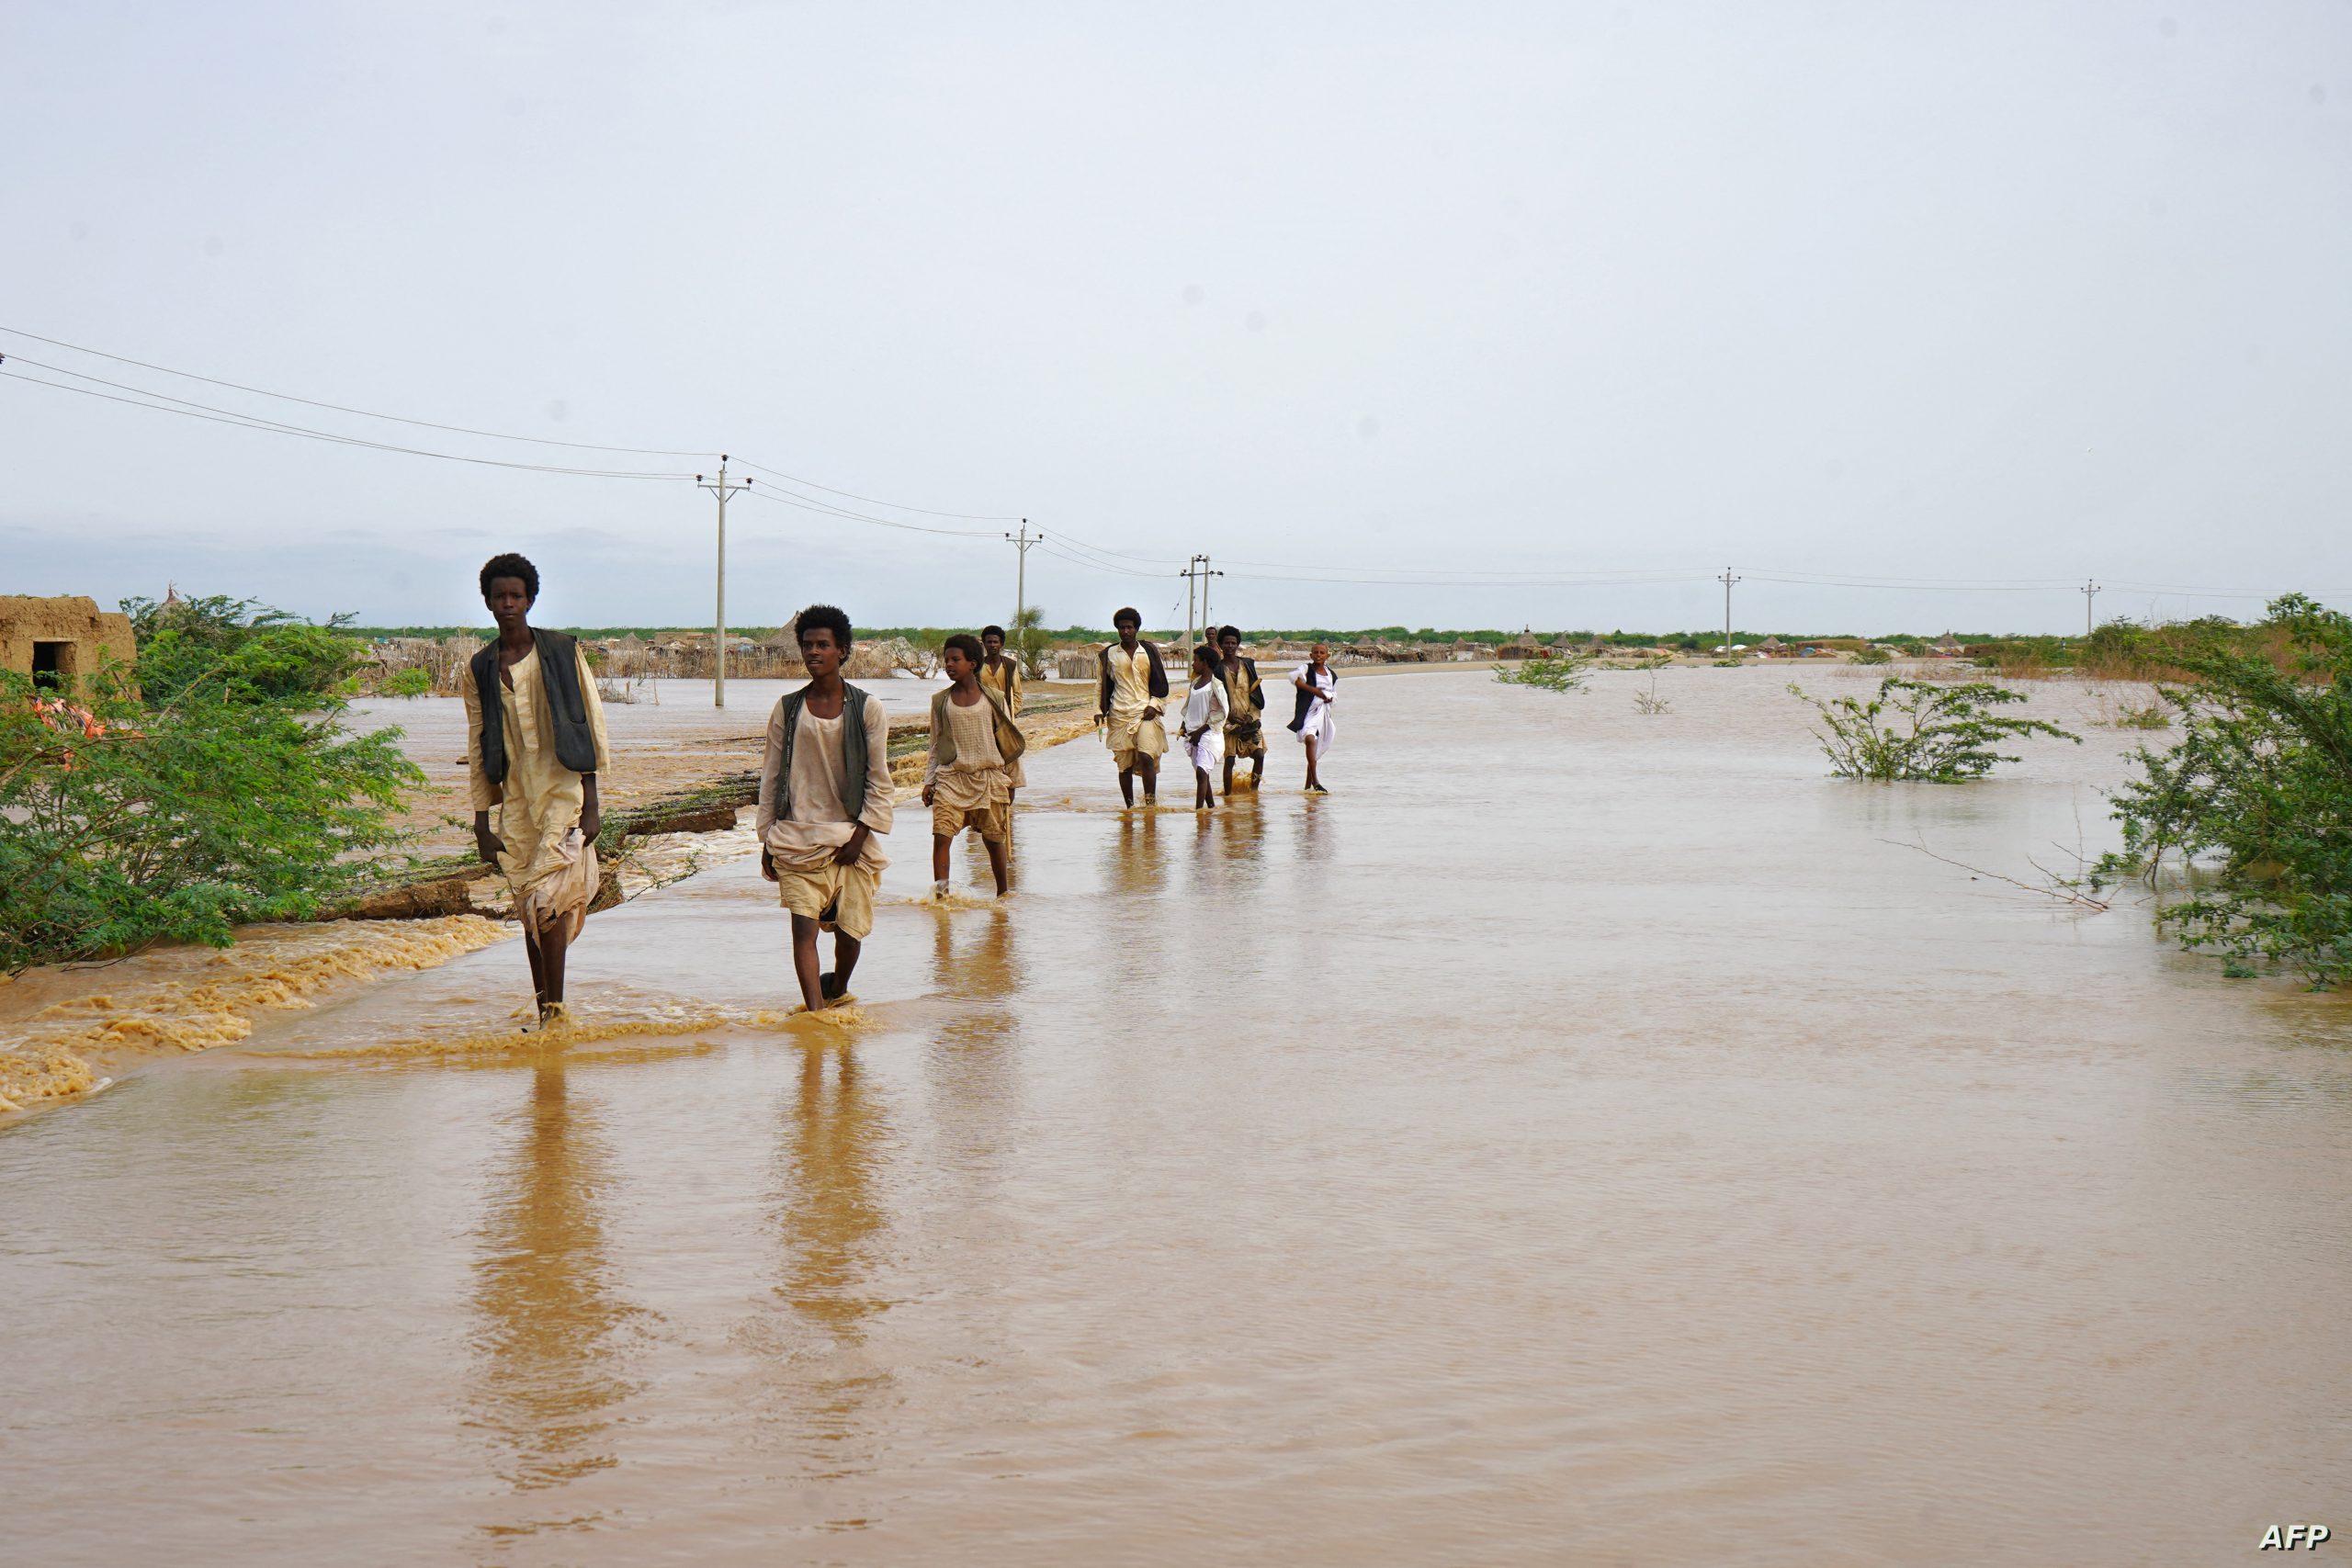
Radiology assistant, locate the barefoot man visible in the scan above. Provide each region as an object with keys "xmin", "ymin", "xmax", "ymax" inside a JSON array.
[
  {"xmin": 464, "ymin": 552, "xmax": 609, "ymax": 1026},
  {"xmin": 757, "ymin": 604, "xmax": 894, "ymax": 1013},
  {"xmin": 923, "ymin": 633, "xmax": 1024, "ymax": 898},
  {"xmin": 1216, "ymin": 625, "xmax": 1266, "ymax": 795},
  {"xmin": 1288, "ymin": 642, "xmax": 1338, "ymax": 794},
  {"xmin": 978, "ymin": 623, "xmax": 1025, "ymax": 808},
  {"xmin": 1095, "ymin": 606, "xmax": 1169, "ymax": 807}
]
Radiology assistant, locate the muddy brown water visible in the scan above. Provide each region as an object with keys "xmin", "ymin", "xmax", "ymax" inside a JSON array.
[{"xmin": 6, "ymin": 671, "xmax": 2348, "ymax": 1566}]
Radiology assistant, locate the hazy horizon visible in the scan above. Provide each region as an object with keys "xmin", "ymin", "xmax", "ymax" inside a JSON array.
[{"xmin": 6, "ymin": 3, "xmax": 2346, "ymax": 636}]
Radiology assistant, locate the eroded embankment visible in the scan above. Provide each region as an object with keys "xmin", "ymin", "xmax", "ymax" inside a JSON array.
[
  {"xmin": 0, "ymin": 917, "xmax": 509, "ymax": 1112},
  {"xmin": 2, "ymin": 706, "xmax": 1105, "ymax": 1116}
]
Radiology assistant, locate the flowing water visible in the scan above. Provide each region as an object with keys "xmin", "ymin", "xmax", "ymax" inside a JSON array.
[{"xmin": 6, "ymin": 670, "xmax": 2348, "ymax": 1565}]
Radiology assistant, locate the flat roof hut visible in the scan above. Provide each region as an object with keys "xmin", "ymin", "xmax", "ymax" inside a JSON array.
[{"xmin": 0, "ymin": 594, "xmax": 137, "ymax": 697}]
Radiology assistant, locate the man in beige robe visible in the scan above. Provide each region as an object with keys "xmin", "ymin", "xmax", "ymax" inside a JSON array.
[
  {"xmin": 758, "ymin": 604, "xmax": 894, "ymax": 1013},
  {"xmin": 463, "ymin": 553, "xmax": 611, "ymax": 1025},
  {"xmin": 1095, "ymin": 606, "xmax": 1168, "ymax": 807}
]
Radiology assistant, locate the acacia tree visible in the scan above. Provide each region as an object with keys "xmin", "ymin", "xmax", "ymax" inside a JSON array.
[
  {"xmin": 0, "ymin": 603, "xmax": 420, "ymax": 974},
  {"xmin": 1788, "ymin": 677, "xmax": 2079, "ymax": 781},
  {"xmin": 2104, "ymin": 594, "xmax": 2351, "ymax": 987}
]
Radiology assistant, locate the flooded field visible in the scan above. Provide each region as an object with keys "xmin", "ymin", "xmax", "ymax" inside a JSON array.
[{"xmin": 5, "ymin": 670, "xmax": 2348, "ymax": 1565}]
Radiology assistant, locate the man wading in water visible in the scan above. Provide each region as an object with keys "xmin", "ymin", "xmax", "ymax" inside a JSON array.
[
  {"xmin": 1216, "ymin": 625, "xmax": 1267, "ymax": 795},
  {"xmin": 757, "ymin": 604, "xmax": 894, "ymax": 1013},
  {"xmin": 923, "ymin": 633, "xmax": 1024, "ymax": 898},
  {"xmin": 1288, "ymin": 642, "xmax": 1338, "ymax": 794},
  {"xmin": 463, "ymin": 552, "xmax": 610, "ymax": 1026},
  {"xmin": 1095, "ymin": 606, "xmax": 1169, "ymax": 807},
  {"xmin": 978, "ymin": 624, "xmax": 1025, "ymax": 809}
]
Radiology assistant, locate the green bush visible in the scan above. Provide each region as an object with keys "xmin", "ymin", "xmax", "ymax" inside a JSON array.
[
  {"xmin": 2104, "ymin": 594, "xmax": 2351, "ymax": 987},
  {"xmin": 1852, "ymin": 646, "xmax": 1894, "ymax": 665},
  {"xmin": 1495, "ymin": 655, "xmax": 1592, "ymax": 693},
  {"xmin": 0, "ymin": 606, "xmax": 422, "ymax": 974},
  {"xmin": 1789, "ymin": 677, "xmax": 2080, "ymax": 781}
]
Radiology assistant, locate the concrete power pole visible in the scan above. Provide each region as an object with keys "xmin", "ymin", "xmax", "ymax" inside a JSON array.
[
  {"xmin": 2081, "ymin": 579, "xmax": 2100, "ymax": 638},
  {"xmin": 696, "ymin": 457, "xmax": 751, "ymax": 707},
  {"xmin": 1006, "ymin": 517, "xmax": 1038, "ymax": 630},
  {"xmin": 1198, "ymin": 554, "xmax": 1222, "ymax": 642},
  {"xmin": 1718, "ymin": 568, "xmax": 1741, "ymax": 657}
]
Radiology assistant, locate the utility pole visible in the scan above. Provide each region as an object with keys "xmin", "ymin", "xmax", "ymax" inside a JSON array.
[
  {"xmin": 1178, "ymin": 555, "xmax": 1224, "ymax": 655},
  {"xmin": 1718, "ymin": 568, "xmax": 1741, "ymax": 657},
  {"xmin": 1006, "ymin": 517, "xmax": 1038, "ymax": 632},
  {"xmin": 2081, "ymin": 579, "xmax": 2100, "ymax": 638},
  {"xmin": 1199, "ymin": 554, "xmax": 1221, "ymax": 642},
  {"xmin": 696, "ymin": 457, "xmax": 751, "ymax": 707}
]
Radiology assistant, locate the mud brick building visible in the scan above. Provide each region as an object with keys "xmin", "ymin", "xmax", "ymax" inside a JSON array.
[{"xmin": 0, "ymin": 594, "xmax": 137, "ymax": 694}]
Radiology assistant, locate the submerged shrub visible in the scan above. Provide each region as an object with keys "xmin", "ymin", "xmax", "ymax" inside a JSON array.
[
  {"xmin": 2103, "ymin": 594, "xmax": 2352, "ymax": 987},
  {"xmin": 1788, "ymin": 677, "xmax": 2080, "ymax": 782},
  {"xmin": 1495, "ymin": 655, "xmax": 1592, "ymax": 694}
]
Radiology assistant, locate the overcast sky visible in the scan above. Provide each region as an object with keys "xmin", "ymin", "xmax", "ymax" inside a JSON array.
[{"xmin": 4, "ymin": 1, "xmax": 2346, "ymax": 635}]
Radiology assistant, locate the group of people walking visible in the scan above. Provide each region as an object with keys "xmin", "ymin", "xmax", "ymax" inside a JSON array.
[{"xmin": 462, "ymin": 555, "xmax": 1339, "ymax": 1027}]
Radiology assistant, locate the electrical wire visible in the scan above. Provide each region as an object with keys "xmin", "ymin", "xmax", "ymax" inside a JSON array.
[
  {"xmin": 729, "ymin": 457, "xmax": 1019, "ymax": 522},
  {"xmin": 735, "ymin": 482, "xmax": 1001, "ymax": 538},
  {"xmin": 0, "ymin": 323, "xmax": 718, "ymax": 458},
  {"xmin": 0, "ymin": 366, "xmax": 697, "ymax": 480}
]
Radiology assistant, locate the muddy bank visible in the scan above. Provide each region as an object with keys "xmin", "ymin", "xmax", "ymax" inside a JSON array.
[{"xmin": 0, "ymin": 701, "xmax": 1104, "ymax": 1115}]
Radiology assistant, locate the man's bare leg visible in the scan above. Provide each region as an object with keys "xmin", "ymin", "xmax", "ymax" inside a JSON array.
[
  {"xmin": 791, "ymin": 913, "xmax": 827, "ymax": 1012},
  {"xmin": 982, "ymin": 836, "xmax": 1009, "ymax": 895},
  {"xmin": 540, "ymin": 927, "xmax": 570, "ymax": 1014},
  {"xmin": 1138, "ymin": 755, "xmax": 1159, "ymax": 804},
  {"xmin": 1118, "ymin": 763, "xmax": 1137, "ymax": 807},
  {"xmin": 1305, "ymin": 737, "xmax": 1323, "ymax": 792},
  {"xmin": 525, "ymin": 936, "xmax": 548, "ymax": 1020},
  {"xmin": 830, "ymin": 932, "xmax": 863, "ymax": 998}
]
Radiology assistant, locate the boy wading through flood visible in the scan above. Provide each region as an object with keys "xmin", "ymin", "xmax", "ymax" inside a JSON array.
[
  {"xmin": 756, "ymin": 605, "xmax": 893, "ymax": 1013},
  {"xmin": 1216, "ymin": 626, "xmax": 1266, "ymax": 795},
  {"xmin": 922, "ymin": 634, "xmax": 1026, "ymax": 898},
  {"xmin": 1180, "ymin": 643, "xmax": 1230, "ymax": 810},
  {"xmin": 977, "ymin": 625, "xmax": 1025, "ymax": 809},
  {"xmin": 464, "ymin": 553, "xmax": 610, "ymax": 1026},
  {"xmin": 1095, "ymin": 607, "xmax": 1169, "ymax": 807}
]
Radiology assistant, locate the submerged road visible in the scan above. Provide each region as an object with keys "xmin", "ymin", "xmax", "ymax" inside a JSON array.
[{"xmin": 5, "ymin": 671, "xmax": 2347, "ymax": 1565}]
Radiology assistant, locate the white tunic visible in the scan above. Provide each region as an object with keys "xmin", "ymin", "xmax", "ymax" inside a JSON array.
[
  {"xmin": 1291, "ymin": 664, "xmax": 1336, "ymax": 752},
  {"xmin": 1181, "ymin": 677, "xmax": 1227, "ymax": 771}
]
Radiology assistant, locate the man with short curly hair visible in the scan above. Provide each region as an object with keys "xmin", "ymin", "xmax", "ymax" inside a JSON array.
[
  {"xmin": 1095, "ymin": 606, "xmax": 1168, "ymax": 807},
  {"xmin": 463, "ymin": 552, "xmax": 610, "ymax": 1025},
  {"xmin": 756, "ymin": 604, "xmax": 894, "ymax": 1013}
]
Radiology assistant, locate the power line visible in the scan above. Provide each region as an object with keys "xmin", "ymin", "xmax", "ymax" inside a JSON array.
[
  {"xmin": 729, "ymin": 457, "xmax": 1019, "ymax": 522},
  {"xmin": 0, "ymin": 365, "xmax": 695, "ymax": 480},
  {"xmin": 736, "ymin": 481, "xmax": 999, "ymax": 537},
  {"xmin": 0, "ymin": 322, "xmax": 717, "ymax": 458}
]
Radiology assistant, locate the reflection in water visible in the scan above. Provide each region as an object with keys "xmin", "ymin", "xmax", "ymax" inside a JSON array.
[
  {"xmin": 927, "ymin": 912, "xmax": 1023, "ymax": 1179},
  {"xmin": 1104, "ymin": 810, "xmax": 1165, "ymax": 900},
  {"xmin": 768, "ymin": 1048, "xmax": 896, "ymax": 1484},
  {"xmin": 466, "ymin": 1064, "xmax": 642, "ymax": 1499}
]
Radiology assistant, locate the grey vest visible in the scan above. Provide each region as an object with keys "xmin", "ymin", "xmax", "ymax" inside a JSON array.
[
  {"xmin": 471, "ymin": 628, "xmax": 599, "ymax": 783},
  {"xmin": 929, "ymin": 683, "xmax": 1027, "ymax": 769},
  {"xmin": 769, "ymin": 682, "xmax": 876, "ymax": 824}
]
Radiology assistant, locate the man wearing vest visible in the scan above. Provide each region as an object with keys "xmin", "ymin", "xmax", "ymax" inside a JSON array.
[
  {"xmin": 463, "ymin": 552, "xmax": 611, "ymax": 1026},
  {"xmin": 922, "ymin": 633, "xmax": 1026, "ymax": 899},
  {"xmin": 757, "ymin": 604, "xmax": 895, "ymax": 1014},
  {"xmin": 1095, "ymin": 606, "xmax": 1169, "ymax": 807},
  {"xmin": 1216, "ymin": 625, "xmax": 1267, "ymax": 795}
]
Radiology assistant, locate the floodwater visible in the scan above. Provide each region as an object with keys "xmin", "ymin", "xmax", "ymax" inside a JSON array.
[{"xmin": 6, "ymin": 670, "xmax": 2348, "ymax": 1566}]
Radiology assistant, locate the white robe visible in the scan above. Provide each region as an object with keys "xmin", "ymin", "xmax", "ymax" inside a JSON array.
[{"xmin": 1291, "ymin": 665, "xmax": 1336, "ymax": 752}]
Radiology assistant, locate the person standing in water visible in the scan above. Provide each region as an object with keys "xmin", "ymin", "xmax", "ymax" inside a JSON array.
[
  {"xmin": 1095, "ymin": 606, "xmax": 1169, "ymax": 807},
  {"xmin": 757, "ymin": 604, "xmax": 894, "ymax": 1013},
  {"xmin": 978, "ymin": 624, "xmax": 1025, "ymax": 808},
  {"xmin": 1215, "ymin": 625, "xmax": 1266, "ymax": 795},
  {"xmin": 923, "ymin": 634, "xmax": 1024, "ymax": 898},
  {"xmin": 1288, "ymin": 642, "xmax": 1338, "ymax": 794},
  {"xmin": 464, "ymin": 552, "xmax": 611, "ymax": 1026},
  {"xmin": 1179, "ymin": 643, "xmax": 1230, "ymax": 811}
]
